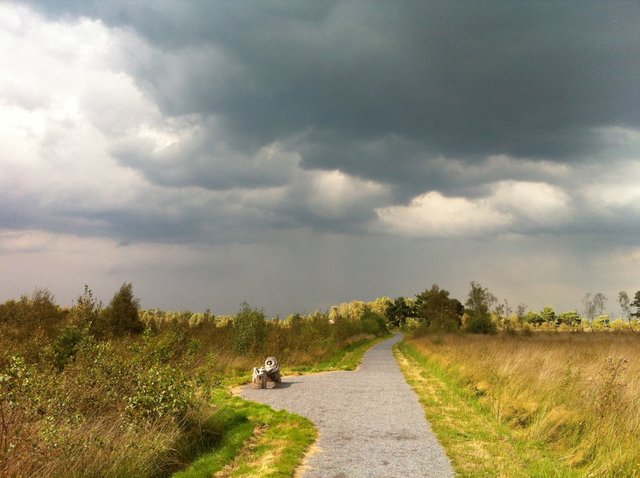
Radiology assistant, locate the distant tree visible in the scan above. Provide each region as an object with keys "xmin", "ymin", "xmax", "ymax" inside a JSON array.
[
  {"xmin": 524, "ymin": 311, "xmax": 544, "ymax": 326},
  {"xmin": 539, "ymin": 306, "xmax": 557, "ymax": 325},
  {"xmin": 388, "ymin": 297, "xmax": 412, "ymax": 327},
  {"xmin": 369, "ymin": 297, "xmax": 393, "ymax": 322},
  {"xmin": 515, "ymin": 303, "xmax": 527, "ymax": 324},
  {"xmin": 413, "ymin": 284, "xmax": 463, "ymax": 330},
  {"xmin": 618, "ymin": 291, "xmax": 631, "ymax": 322},
  {"xmin": 232, "ymin": 302, "xmax": 267, "ymax": 355},
  {"xmin": 592, "ymin": 314, "xmax": 611, "ymax": 330},
  {"xmin": 583, "ymin": 292, "xmax": 607, "ymax": 323},
  {"xmin": 630, "ymin": 290, "xmax": 640, "ymax": 319},
  {"xmin": 557, "ymin": 310, "xmax": 581, "ymax": 327},
  {"xmin": 70, "ymin": 284, "xmax": 101, "ymax": 329},
  {"xmin": 103, "ymin": 283, "xmax": 143, "ymax": 336},
  {"xmin": 464, "ymin": 282, "xmax": 497, "ymax": 334},
  {"xmin": 493, "ymin": 299, "xmax": 513, "ymax": 328}
]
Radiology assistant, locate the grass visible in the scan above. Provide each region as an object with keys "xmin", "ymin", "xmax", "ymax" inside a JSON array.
[
  {"xmin": 284, "ymin": 333, "xmax": 392, "ymax": 374},
  {"xmin": 173, "ymin": 333, "xmax": 389, "ymax": 478},
  {"xmin": 172, "ymin": 390, "xmax": 315, "ymax": 478},
  {"xmin": 396, "ymin": 332, "xmax": 640, "ymax": 477}
]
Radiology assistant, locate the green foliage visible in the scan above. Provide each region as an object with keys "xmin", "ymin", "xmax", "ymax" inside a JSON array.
[
  {"xmin": 50, "ymin": 325, "xmax": 88, "ymax": 371},
  {"xmin": 539, "ymin": 306, "xmax": 556, "ymax": 325},
  {"xmin": 524, "ymin": 311, "xmax": 544, "ymax": 326},
  {"xmin": 126, "ymin": 364, "xmax": 195, "ymax": 421},
  {"xmin": 369, "ymin": 296, "xmax": 393, "ymax": 319},
  {"xmin": 464, "ymin": 282, "xmax": 497, "ymax": 334},
  {"xmin": 592, "ymin": 314, "xmax": 611, "ymax": 330},
  {"xmin": 69, "ymin": 285, "xmax": 101, "ymax": 329},
  {"xmin": 631, "ymin": 290, "xmax": 640, "ymax": 318},
  {"xmin": 103, "ymin": 282, "xmax": 143, "ymax": 336},
  {"xmin": 388, "ymin": 296, "xmax": 412, "ymax": 327},
  {"xmin": 231, "ymin": 303, "xmax": 267, "ymax": 355},
  {"xmin": 414, "ymin": 284, "xmax": 463, "ymax": 331},
  {"xmin": 556, "ymin": 310, "xmax": 580, "ymax": 327}
]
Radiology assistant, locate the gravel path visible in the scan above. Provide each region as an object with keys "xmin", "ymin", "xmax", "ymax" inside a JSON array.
[{"xmin": 239, "ymin": 334, "xmax": 454, "ymax": 478}]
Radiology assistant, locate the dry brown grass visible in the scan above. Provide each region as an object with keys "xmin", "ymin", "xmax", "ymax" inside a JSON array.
[{"xmin": 408, "ymin": 332, "xmax": 640, "ymax": 477}]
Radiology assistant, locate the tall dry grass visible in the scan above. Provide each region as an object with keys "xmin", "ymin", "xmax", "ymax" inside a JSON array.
[{"xmin": 409, "ymin": 332, "xmax": 640, "ymax": 477}]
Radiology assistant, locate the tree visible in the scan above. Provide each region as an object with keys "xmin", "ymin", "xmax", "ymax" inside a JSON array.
[
  {"xmin": 413, "ymin": 284, "xmax": 464, "ymax": 330},
  {"xmin": 515, "ymin": 303, "xmax": 527, "ymax": 325},
  {"xmin": 70, "ymin": 284, "xmax": 101, "ymax": 329},
  {"xmin": 618, "ymin": 291, "xmax": 631, "ymax": 322},
  {"xmin": 464, "ymin": 282, "xmax": 497, "ymax": 334},
  {"xmin": 583, "ymin": 292, "xmax": 607, "ymax": 323},
  {"xmin": 387, "ymin": 297, "xmax": 412, "ymax": 327},
  {"xmin": 540, "ymin": 306, "xmax": 556, "ymax": 325},
  {"xmin": 494, "ymin": 299, "xmax": 513, "ymax": 328},
  {"xmin": 103, "ymin": 282, "xmax": 143, "ymax": 336},
  {"xmin": 557, "ymin": 310, "xmax": 581, "ymax": 327},
  {"xmin": 592, "ymin": 314, "xmax": 610, "ymax": 330},
  {"xmin": 369, "ymin": 297, "xmax": 393, "ymax": 321},
  {"xmin": 232, "ymin": 302, "xmax": 267, "ymax": 355},
  {"xmin": 524, "ymin": 311, "xmax": 544, "ymax": 326},
  {"xmin": 631, "ymin": 290, "xmax": 640, "ymax": 319}
]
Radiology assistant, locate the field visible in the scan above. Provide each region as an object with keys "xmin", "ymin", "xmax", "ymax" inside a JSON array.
[{"xmin": 398, "ymin": 332, "xmax": 640, "ymax": 477}]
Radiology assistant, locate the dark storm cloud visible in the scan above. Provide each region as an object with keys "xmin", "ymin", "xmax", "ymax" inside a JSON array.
[{"xmin": 25, "ymin": 0, "xmax": 640, "ymax": 192}]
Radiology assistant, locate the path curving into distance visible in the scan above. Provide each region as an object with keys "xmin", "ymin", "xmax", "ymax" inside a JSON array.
[{"xmin": 239, "ymin": 334, "xmax": 454, "ymax": 478}]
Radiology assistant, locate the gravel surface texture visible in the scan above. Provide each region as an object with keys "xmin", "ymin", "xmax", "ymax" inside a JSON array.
[{"xmin": 239, "ymin": 334, "xmax": 454, "ymax": 478}]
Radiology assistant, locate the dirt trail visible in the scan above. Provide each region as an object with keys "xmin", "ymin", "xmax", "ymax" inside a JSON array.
[{"xmin": 239, "ymin": 334, "xmax": 454, "ymax": 478}]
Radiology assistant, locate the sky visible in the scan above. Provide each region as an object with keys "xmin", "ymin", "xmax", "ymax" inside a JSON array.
[{"xmin": 1, "ymin": 1, "xmax": 639, "ymax": 317}]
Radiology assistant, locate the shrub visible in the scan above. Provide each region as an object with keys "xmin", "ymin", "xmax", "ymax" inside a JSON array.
[
  {"xmin": 465, "ymin": 314, "xmax": 497, "ymax": 334},
  {"xmin": 231, "ymin": 303, "xmax": 267, "ymax": 355},
  {"xmin": 126, "ymin": 365, "xmax": 195, "ymax": 422},
  {"xmin": 102, "ymin": 283, "xmax": 144, "ymax": 337},
  {"xmin": 50, "ymin": 325, "xmax": 89, "ymax": 371}
]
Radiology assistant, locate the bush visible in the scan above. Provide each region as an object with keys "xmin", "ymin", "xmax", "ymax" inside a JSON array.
[
  {"xmin": 232, "ymin": 303, "xmax": 267, "ymax": 355},
  {"xmin": 126, "ymin": 365, "xmax": 195, "ymax": 422},
  {"xmin": 50, "ymin": 325, "xmax": 88, "ymax": 370},
  {"xmin": 102, "ymin": 283, "xmax": 144, "ymax": 337},
  {"xmin": 465, "ymin": 315, "xmax": 497, "ymax": 334}
]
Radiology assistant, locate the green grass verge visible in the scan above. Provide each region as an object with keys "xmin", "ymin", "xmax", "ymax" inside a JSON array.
[
  {"xmin": 174, "ymin": 334, "xmax": 390, "ymax": 478},
  {"xmin": 286, "ymin": 333, "xmax": 392, "ymax": 374},
  {"xmin": 395, "ymin": 341, "xmax": 583, "ymax": 478},
  {"xmin": 172, "ymin": 390, "xmax": 315, "ymax": 478}
]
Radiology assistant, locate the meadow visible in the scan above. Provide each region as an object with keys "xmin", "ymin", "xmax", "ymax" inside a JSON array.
[{"xmin": 400, "ymin": 331, "xmax": 640, "ymax": 477}]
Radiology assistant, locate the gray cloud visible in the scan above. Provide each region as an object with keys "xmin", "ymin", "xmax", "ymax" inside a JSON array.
[{"xmin": 26, "ymin": 2, "xmax": 640, "ymax": 174}]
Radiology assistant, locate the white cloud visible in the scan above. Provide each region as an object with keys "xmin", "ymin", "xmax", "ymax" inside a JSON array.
[
  {"xmin": 488, "ymin": 180, "xmax": 573, "ymax": 225},
  {"xmin": 375, "ymin": 180, "xmax": 573, "ymax": 238},
  {"xmin": 0, "ymin": 3, "xmax": 157, "ymax": 216},
  {"xmin": 304, "ymin": 170, "xmax": 389, "ymax": 221},
  {"xmin": 375, "ymin": 191, "xmax": 509, "ymax": 237}
]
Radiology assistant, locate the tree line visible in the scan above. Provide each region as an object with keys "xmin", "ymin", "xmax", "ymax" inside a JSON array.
[{"xmin": 384, "ymin": 284, "xmax": 640, "ymax": 334}]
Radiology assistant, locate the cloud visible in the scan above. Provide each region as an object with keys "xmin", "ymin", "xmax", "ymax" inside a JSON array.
[
  {"xmin": 375, "ymin": 180, "xmax": 573, "ymax": 238},
  {"xmin": 22, "ymin": 2, "xmax": 640, "ymax": 169},
  {"xmin": 2, "ymin": 2, "xmax": 639, "ymax": 316},
  {"xmin": 375, "ymin": 191, "xmax": 509, "ymax": 238}
]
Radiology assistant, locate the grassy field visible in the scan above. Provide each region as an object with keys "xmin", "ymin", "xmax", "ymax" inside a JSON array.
[{"xmin": 396, "ymin": 332, "xmax": 640, "ymax": 477}]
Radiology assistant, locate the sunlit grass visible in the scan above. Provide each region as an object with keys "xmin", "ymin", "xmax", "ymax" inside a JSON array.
[{"xmin": 398, "ymin": 332, "xmax": 640, "ymax": 477}]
